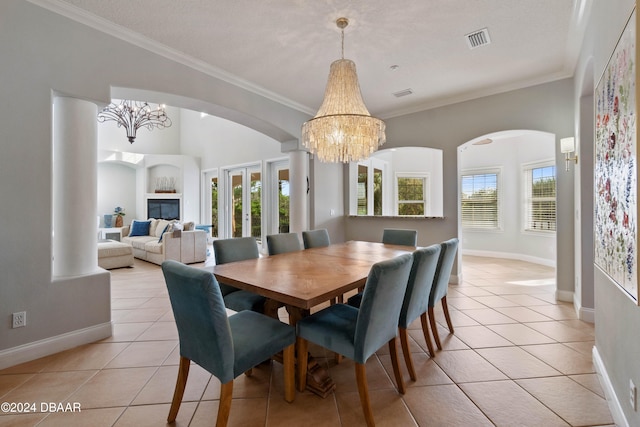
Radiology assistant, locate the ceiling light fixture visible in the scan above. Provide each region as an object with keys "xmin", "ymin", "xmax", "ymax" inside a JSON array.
[
  {"xmin": 97, "ymin": 100, "xmax": 172, "ymax": 143},
  {"xmin": 301, "ymin": 17, "xmax": 385, "ymax": 163}
]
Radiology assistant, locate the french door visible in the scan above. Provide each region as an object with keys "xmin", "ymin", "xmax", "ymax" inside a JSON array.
[
  {"xmin": 225, "ymin": 165, "xmax": 262, "ymax": 241},
  {"xmin": 268, "ymin": 160, "xmax": 290, "ymax": 234}
]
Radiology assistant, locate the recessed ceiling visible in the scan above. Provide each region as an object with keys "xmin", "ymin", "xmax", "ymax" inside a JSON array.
[{"xmin": 43, "ymin": 0, "xmax": 584, "ymax": 118}]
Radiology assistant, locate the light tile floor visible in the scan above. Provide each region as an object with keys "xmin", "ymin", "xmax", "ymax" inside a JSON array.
[{"xmin": 0, "ymin": 255, "xmax": 614, "ymax": 426}]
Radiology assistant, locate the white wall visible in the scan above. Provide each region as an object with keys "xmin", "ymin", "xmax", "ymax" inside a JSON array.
[
  {"xmin": 97, "ymin": 163, "xmax": 137, "ymax": 226},
  {"xmin": 459, "ymin": 132, "xmax": 556, "ymax": 265},
  {"xmin": 180, "ymin": 110, "xmax": 284, "ymax": 170}
]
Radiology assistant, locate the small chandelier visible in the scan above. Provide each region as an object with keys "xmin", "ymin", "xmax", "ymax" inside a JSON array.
[
  {"xmin": 97, "ymin": 100, "xmax": 172, "ymax": 143},
  {"xmin": 302, "ymin": 17, "xmax": 386, "ymax": 163}
]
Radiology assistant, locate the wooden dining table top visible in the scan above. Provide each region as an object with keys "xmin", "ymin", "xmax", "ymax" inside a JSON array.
[{"xmin": 204, "ymin": 240, "xmax": 415, "ymax": 310}]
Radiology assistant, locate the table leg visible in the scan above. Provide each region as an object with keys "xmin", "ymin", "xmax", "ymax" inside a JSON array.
[{"xmin": 286, "ymin": 305, "xmax": 336, "ymax": 398}]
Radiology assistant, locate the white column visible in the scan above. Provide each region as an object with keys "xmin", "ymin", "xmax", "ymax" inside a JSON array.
[
  {"xmin": 288, "ymin": 149, "xmax": 309, "ymax": 233},
  {"xmin": 53, "ymin": 96, "xmax": 98, "ymax": 276}
]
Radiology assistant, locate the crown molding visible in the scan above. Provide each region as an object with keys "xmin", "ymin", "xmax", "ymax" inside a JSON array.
[{"xmin": 26, "ymin": 0, "xmax": 315, "ymax": 116}]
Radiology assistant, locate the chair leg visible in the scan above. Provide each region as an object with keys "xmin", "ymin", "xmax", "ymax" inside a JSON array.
[
  {"xmin": 355, "ymin": 363, "xmax": 375, "ymax": 427},
  {"xmin": 296, "ymin": 336, "xmax": 308, "ymax": 392},
  {"xmin": 399, "ymin": 328, "xmax": 416, "ymax": 381},
  {"xmin": 167, "ymin": 356, "xmax": 190, "ymax": 423},
  {"xmin": 420, "ymin": 312, "xmax": 436, "ymax": 357},
  {"xmin": 283, "ymin": 343, "xmax": 295, "ymax": 403},
  {"xmin": 388, "ymin": 337, "xmax": 406, "ymax": 394},
  {"xmin": 216, "ymin": 381, "xmax": 233, "ymax": 427},
  {"xmin": 428, "ymin": 306, "xmax": 442, "ymax": 350},
  {"xmin": 442, "ymin": 296, "xmax": 455, "ymax": 334}
]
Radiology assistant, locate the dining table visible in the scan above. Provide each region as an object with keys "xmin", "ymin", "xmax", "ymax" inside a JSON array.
[{"xmin": 204, "ymin": 240, "xmax": 415, "ymax": 397}]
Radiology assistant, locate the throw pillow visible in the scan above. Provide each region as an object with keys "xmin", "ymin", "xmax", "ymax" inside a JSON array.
[
  {"xmin": 148, "ymin": 218, "xmax": 159, "ymax": 236},
  {"xmin": 158, "ymin": 223, "xmax": 172, "ymax": 243},
  {"xmin": 155, "ymin": 219, "xmax": 170, "ymax": 238},
  {"xmin": 129, "ymin": 220, "xmax": 151, "ymax": 237},
  {"xmin": 183, "ymin": 221, "xmax": 194, "ymax": 231}
]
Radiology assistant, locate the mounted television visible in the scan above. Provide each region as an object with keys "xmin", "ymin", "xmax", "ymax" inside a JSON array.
[{"xmin": 147, "ymin": 199, "xmax": 180, "ymax": 220}]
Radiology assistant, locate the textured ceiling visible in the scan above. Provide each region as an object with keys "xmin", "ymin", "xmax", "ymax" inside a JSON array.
[{"xmin": 49, "ymin": 0, "xmax": 586, "ymax": 118}]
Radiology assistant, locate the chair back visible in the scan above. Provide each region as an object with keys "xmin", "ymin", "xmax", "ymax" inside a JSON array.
[
  {"xmin": 382, "ymin": 228, "xmax": 418, "ymax": 246},
  {"xmin": 161, "ymin": 260, "xmax": 235, "ymax": 383},
  {"xmin": 399, "ymin": 244, "xmax": 441, "ymax": 328},
  {"xmin": 429, "ymin": 238, "xmax": 459, "ymax": 307},
  {"xmin": 213, "ymin": 237, "xmax": 259, "ymax": 295},
  {"xmin": 302, "ymin": 228, "xmax": 330, "ymax": 249},
  {"xmin": 354, "ymin": 253, "xmax": 413, "ymax": 362},
  {"xmin": 267, "ymin": 233, "xmax": 302, "ymax": 255}
]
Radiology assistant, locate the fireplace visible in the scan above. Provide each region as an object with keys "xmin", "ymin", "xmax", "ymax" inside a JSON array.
[{"xmin": 147, "ymin": 198, "xmax": 180, "ymax": 220}]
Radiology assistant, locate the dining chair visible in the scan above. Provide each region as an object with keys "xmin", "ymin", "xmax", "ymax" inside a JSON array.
[
  {"xmin": 301, "ymin": 228, "xmax": 337, "ymax": 302},
  {"xmin": 398, "ymin": 244, "xmax": 441, "ymax": 378},
  {"xmin": 428, "ymin": 237, "xmax": 459, "ymax": 350},
  {"xmin": 302, "ymin": 228, "xmax": 330, "ymax": 249},
  {"xmin": 267, "ymin": 232, "xmax": 302, "ymax": 255},
  {"xmin": 161, "ymin": 260, "xmax": 296, "ymax": 427},
  {"xmin": 296, "ymin": 254, "xmax": 414, "ymax": 427},
  {"xmin": 213, "ymin": 237, "xmax": 267, "ymax": 312},
  {"xmin": 382, "ymin": 228, "xmax": 418, "ymax": 246},
  {"xmin": 347, "ymin": 245, "xmax": 441, "ymax": 379}
]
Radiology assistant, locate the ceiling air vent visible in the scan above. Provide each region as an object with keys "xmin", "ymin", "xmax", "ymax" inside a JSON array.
[
  {"xmin": 466, "ymin": 28, "xmax": 491, "ymax": 49},
  {"xmin": 393, "ymin": 88, "xmax": 413, "ymax": 98}
]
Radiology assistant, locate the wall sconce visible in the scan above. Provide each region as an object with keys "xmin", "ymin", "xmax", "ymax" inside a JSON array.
[{"xmin": 560, "ymin": 137, "xmax": 578, "ymax": 171}]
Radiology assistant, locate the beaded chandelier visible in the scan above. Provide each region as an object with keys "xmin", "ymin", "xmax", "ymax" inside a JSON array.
[{"xmin": 301, "ymin": 18, "xmax": 385, "ymax": 163}]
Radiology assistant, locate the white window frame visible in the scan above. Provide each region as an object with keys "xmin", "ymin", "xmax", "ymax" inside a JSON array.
[
  {"xmin": 460, "ymin": 167, "xmax": 502, "ymax": 231},
  {"xmin": 349, "ymin": 158, "xmax": 388, "ymax": 216},
  {"xmin": 395, "ymin": 172, "xmax": 430, "ymax": 216},
  {"xmin": 522, "ymin": 160, "xmax": 556, "ymax": 233}
]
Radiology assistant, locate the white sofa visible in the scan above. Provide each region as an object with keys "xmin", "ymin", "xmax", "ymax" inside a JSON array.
[{"xmin": 121, "ymin": 219, "xmax": 207, "ymax": 265}]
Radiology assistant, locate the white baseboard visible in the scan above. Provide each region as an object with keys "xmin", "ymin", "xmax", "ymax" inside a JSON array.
[
  {"xmin": 593, "ymin": 346, "xmax": 629, "ymax": 427},
  {"xmin": 555, "ymin": 289, "xmax": 574, "ymax": 303},
  {"xmin": 573, "ymin": 293, "xmax": 595, "ymax": 323},
  {"xmin": 462, "ymin": 249, "xmax": 555, "ymax": 267},
  {"xmin": 0, "ymin": 322, "xmax": 112, "ymax": 370}
]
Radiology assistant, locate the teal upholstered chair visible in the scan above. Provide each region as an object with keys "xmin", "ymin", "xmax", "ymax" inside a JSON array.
[
  {"xmin": 302, "ymin": 228, "xmax": 330, "ymax": 249},
  {"xmin": 296, "ymin": 254, "xmax": 413, "ymax": 426},
  {"xmin": 428, "ymin": 238, "xmax": 459, "ymax": 350},
  {"xmin": 382, "ymin": 228, "xmax": 418, "ymax": 246},
  {"xmin": 347, "ymin": 245, "xmax": 441, "ymax": 379},
  {"xmin": 161, "ymin": 260, "xmax": 296, "ymax": 427},
  {"xmin": 213, "ymin": 237, "xmax": 267, "ymax": 312},
  {"xmin": 267, "ymin": 232, "xmax": 302, "ymax": 255},
  {"xmin": 398, "ymin": 244, "xmax": 441, "ymax": 378}
]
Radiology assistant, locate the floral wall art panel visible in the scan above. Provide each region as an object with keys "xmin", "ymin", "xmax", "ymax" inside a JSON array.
[{"xmin": 595, "ymin": 7, "xmax": 638, "ymax": 303}]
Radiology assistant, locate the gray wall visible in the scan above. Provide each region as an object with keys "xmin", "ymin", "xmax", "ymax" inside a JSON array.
[
  {"xmin": 577, "ymin": 0, "xmax": 640, "ymax": 424},
  {"xmin": 345, "ymin": 78, "xmax": 574, "ymax": 290},
  {"xmin": 0, "ymin": 0, "xmax": 307, "ymax": 354},
  {"xmin": 3, "ymin": 4, "xmax": 639, "ymax": 424}
]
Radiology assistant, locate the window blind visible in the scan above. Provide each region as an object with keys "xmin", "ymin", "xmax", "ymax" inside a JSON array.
[
  {"xmin": 525, "ymin": 165, "xmax": 556, "ymax": 231},
  {"xmin": 461, "ymin": 173, "xmax": 498, "ymax": 228}
]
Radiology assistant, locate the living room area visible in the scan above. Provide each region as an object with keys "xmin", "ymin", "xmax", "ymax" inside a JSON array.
[{"xmin": 96, "ymin": 102, "xmax": 289, "ymax": 268}]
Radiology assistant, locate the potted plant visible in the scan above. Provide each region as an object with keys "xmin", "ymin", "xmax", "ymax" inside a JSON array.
[{"xmin": 113, "ymin": 206, "xmax": 126, "ymax": 227}]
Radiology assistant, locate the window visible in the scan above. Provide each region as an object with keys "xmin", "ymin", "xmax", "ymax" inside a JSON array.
[
  {"xmin": 354, "ymin": 160, "xmax": 385, "ymax": 216},
  {"xmin": 396, "ymin": 174, "xmax": 428, "ymax": 215},
  {"xmin": 461, "ymin": 171, "xmax": 500, "ymax": 229},
  {"xmin": 524, "ymin": 164, "xmax": 556, "ymax": 231},
  {"xmin": 357, "ymin": 165, "xmax": 368, "ymax": 215}
]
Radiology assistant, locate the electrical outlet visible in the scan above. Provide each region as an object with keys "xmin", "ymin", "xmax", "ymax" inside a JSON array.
[
  {"xmin": 12, "ymin": 311, "xmax": 26, "ymax": 328},
  {"xmin": 631, "ymin": 379, "xmax": 638, "ymax": 411}
]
